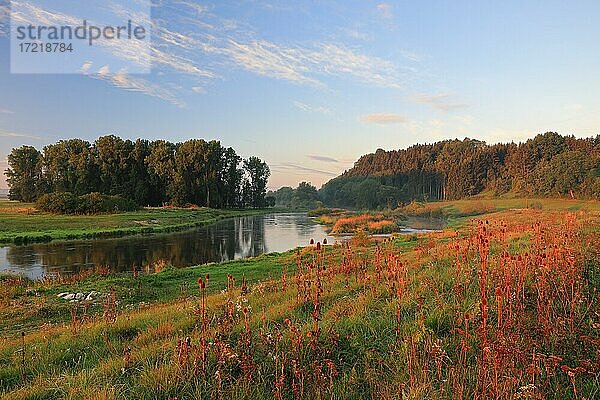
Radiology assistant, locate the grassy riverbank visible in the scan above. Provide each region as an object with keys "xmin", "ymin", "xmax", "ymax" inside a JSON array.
[
  {"xmin": 0, "ymin": 252, "xmax": 301, "ymax": 338},
  {"xmin": 398, "ymin": 197, "xmax": 600, "ymax": 219},
  {"xmin": 312, "ymin": 198, "xmax": 600, "ymax": 234},
  {"xmin": 0, "ymin": 200, "xmax": 278, "ymax": 244},
  {"xmin": 0, "ymin": 204, "xmax": 598, "ymax": 399}
]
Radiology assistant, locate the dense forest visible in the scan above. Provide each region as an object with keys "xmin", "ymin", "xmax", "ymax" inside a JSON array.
[
  {"xmin": 320, "ymin": 132, "xmax": 600, "ymax": 209},
  {"xmin": 4, "ymin": 135, "xmax": 270, "ymax": 208}
]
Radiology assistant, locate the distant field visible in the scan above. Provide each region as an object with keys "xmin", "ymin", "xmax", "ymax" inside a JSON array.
[
  {"xmin": 442, "ymin": 197, "xmax": 600, "ymax": 211},
  {"xmin": 0, "ymin": 200, "xmax": 273, "ymax": 244},
  {"xmin": 398, "ymin": 197, "xmax": 600, "ymax": 222}
]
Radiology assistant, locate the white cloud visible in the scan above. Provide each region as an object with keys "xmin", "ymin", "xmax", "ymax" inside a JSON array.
[
  {"xmin": 309, "ymin": 43, "xmax": 403, "ymax": 88},
  {"xmin": 97, "ymin": 65, "xmax": 111, "ymax": 76},
  {"xmin": 219, "ymin": 39, "xmax": 321, "ymax": 86},
  {"xmin": 5, "ymin": 0, "xmax": 414, "ymax": 105},
  {"xmin": 80, "ymin": 61, "xmax": 93, "ymax": 73},
  {"xmin": 90, "ymin": 71, "xmax": 186, "ymax": 108},
  {"xmin": 0, "ymin": 109, "xmax": 14, "ymax": 114},
  {"xmin": 0, "ymin": 2, "xmax": 8, "ymax": 36},
  {"xmin": 359, "ymin": 113, "xmax": 406, "ymax": 125},
  {"xmin": 200, "ymin": 39, "xmax": 405, "ymax": 88},
  {"xmin": 172, "ymin": 0, "xmax": 209, "ymax": 16},
  {"xmin": 152, "ymin": 46, "xmax": 216, "ymax": 78}
]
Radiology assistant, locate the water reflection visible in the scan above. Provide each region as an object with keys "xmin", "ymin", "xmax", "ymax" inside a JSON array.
[
  {"xmin": 1, "ymin": 213, "xmax": 334, "ymax": 280},
  {"xmin": 0, "ymin": 213, "xmax": 445, "ymax": 280}
]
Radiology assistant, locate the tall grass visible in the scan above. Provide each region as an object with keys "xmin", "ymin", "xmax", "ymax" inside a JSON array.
[{"xmin": 0, "ymin": 209, "xmax": 598, "ymax": 399}]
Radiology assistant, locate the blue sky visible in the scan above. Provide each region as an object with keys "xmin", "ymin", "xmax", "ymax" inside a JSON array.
[{"xmin": 0, "ymin": 0, "xmax": 599, "ymax": 189}]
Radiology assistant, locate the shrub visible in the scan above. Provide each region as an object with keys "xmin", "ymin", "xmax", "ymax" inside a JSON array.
[
  {"xmin": 35, "ymin": 192, "xmax": 78, "ymax": 214},
  {"xmin": 367, "ymin": 219, "xmax": 396, "ymax": 234},
  {"xmin": 400, "ymin": 201, "xmax": 447, "ymax": 218},
  {"xmin": 35, "ymin": 192, "xmax": 139, "ymax": 214}
]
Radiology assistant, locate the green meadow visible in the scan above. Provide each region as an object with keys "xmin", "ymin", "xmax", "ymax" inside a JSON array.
[{"xmin": 0, "ymin": 200, "xmax": 275, "ymax": 244}]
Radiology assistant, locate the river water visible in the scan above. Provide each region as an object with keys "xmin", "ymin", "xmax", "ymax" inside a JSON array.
[{"xmin": 0, "ymin": 213, "xmax": 441, "ymax": 280}]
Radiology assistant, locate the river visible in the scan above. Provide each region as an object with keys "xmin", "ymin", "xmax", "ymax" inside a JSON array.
[{"xmin": 0, "ymin": 213, "xmax": 441, "ymax": 280}]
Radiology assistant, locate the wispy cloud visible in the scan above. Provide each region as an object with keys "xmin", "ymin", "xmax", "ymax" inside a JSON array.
[
  {"xmin": 376, "ymin": 3, "xmax": 393, "ymax": 19},
  {"xmin": 359, "ymin": 113, "xmax": 406, "ymax": 125},
  {"xmin": 273, "ymin": 163, "xmax": 337, "ymax": 177},
  {"xmin": 9, "ymin": 0, "xmax": 151, "ymax": 72},
  {"xmin": 0, "ymin": 2, "xmax": 7, "ymax": 36},
  {"xmin": 307, "ymin": 154, "xmax": 338, "ymax": 163},
  {"xmin": 80, "ymin": 61, "xmax": 93, "ymax": 73},
  {"xmin": 409, "ymin": 93, "xmax": 467, "ymax": 112},
  {"xmin": 0, "ymin": 109, "xmax": 14, "ymax": 114},
  {"xmin": 312, "ymin": 43, "xmax": 403, "ymax": 88},
  {"xmin": 97, "ymin": 65, "xmax": 111, "ymax": 76},
  {"xmin": 90, "ymin": 69, "xmax": 186, "ymax": 108},
  {"xmin": 219, "ymin": 39, "xmax": 321, "ymax": 86},
  {"xmin": 5, "ymin": 0, "xmax": 412, "ymax": 104},
  {"xmin": 0, "ymin": 130, "xmax": 42, "ymax": 140},
  {"xmin": 294, "ymin": 101, "xmax": 331, "ymax": 114},
  {"xmin": 214, "ymin": 40, "xmax": 404, "ymax": 88}
]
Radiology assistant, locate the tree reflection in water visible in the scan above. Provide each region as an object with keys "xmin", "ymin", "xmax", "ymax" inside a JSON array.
[{"xmin": 1, "ymin": 213, "xmax": 334, "ymax": 279}]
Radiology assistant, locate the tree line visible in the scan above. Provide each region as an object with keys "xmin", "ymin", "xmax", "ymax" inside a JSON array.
[
  {"xmin": 268, "ymin": 181, "xmax": 321, "ymax": 210},
  {"xmin": 320, "ymin": 132, "xmax": 600, "ymax": 209},
  {"xmin": 5, "ymin": 135, "xmax": 271, "ymax": 208}
]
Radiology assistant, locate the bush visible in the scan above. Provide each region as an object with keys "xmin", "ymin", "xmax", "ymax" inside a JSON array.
[
  {"xmin": 400, "ymin": 201, "xmax": 446, "ymax": 218},
  {"xmin": 35, "ymin": 192, "xmax": 78, "ymax": 214},
  {"xmin": 35, "ymin": 192, "xmax": 139, "ymax": 214}
]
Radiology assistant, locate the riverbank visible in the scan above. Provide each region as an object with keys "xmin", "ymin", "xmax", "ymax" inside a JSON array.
[
  {"xmin": 0, "ymin": 200, "xmax": 280, "ymax": 244},
  {"xmin": 312, "ymin": 198, "xmax": 600, "ymax": 234},
  {"xmin": 398, "ymin": 197, "xmax": 600, "ymax": 218},
  {"xmin": 0, "ymin": 251, "xmax": 301, "ymax": 337},
  {"xmin": 1, "ymin": 207, "xmax": 598, "ymax": 398}
]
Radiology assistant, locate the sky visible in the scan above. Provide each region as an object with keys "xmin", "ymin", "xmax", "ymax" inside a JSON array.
[{"xmin": 0, "ymin": 0, "xmax": 599, "ymax": 190}]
